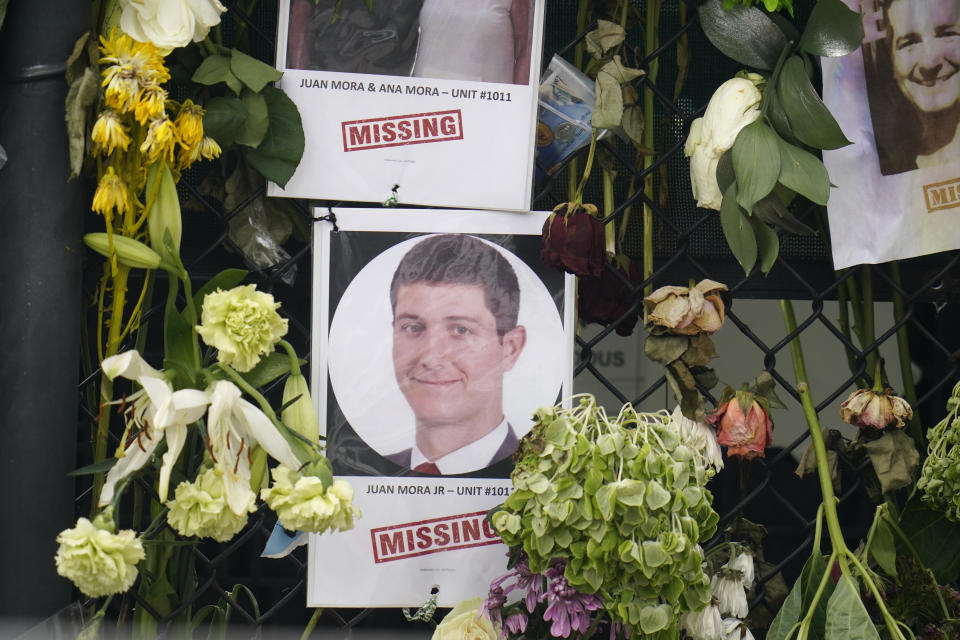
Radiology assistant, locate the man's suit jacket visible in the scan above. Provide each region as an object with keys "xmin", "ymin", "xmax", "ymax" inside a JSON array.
[{"xmin": 384, "ymin": 425, "xmax": 519, "ymax": 474}]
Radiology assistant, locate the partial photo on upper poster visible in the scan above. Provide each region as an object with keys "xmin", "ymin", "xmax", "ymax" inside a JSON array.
[
  {"xmin": 271, "ymin": 1, "xmax": 546, "ymax": 211},
  {"xmin": 822, "ymin": 0, "xmax": 960, "ymax": 269},
  {"xmin": 308, "ymin": 209, "xmax": 574, "ymax": 606}
]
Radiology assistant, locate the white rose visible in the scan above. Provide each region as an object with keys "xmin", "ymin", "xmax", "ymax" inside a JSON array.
[
  {"xmin": 684, "ymin": 76, "xmax": 763, "ymax": 210},
  {"xmin": 432, "ymin": 598, "xmax": 499, "ymax": 640},
  {"xmin": 120, "ymin": 0, "xmax": 227, "ymax": 52}
]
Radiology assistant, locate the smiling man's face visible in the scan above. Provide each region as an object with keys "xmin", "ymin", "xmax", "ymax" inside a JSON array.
[
  {"xmin": 392, "ymin": 282, "xmax": 525, "ymax": 431},
  {"xmin": 889, "ymin": 0, "xmax": 960, "ymax": 113}
]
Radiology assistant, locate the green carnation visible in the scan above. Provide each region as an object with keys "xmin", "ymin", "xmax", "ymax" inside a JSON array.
[
  {"xmin": 55, "ymin": 512, "xmax": 145, "ymax": 598},
  {"xmin": 167, "ymin": 467, "xmax": 255, "ymax": 541},
  {"xmin": 195, "ymin": 284, "xmax": 288, "ymax": 372},
  {"xmin": 261, "ymin": 465, "xmax": 361, "ymax": 534}
]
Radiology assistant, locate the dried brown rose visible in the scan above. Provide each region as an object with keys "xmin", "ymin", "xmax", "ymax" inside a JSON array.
[
  {"xmin": 540, "ymin": 202, "xmax": 606, "ymax": 278},
  {"xmin": 578, "ymin": 256, "xmax": 643, "ymax": 337},
  {"xmin": 839, "ymin": 389, "xmax": 913, "ymax": 430},
  {"xmin": 707, "ymin": 394, "xmax": 773, "ymax": 460},
  {"xmin": 644, "ymin": 279, "xmax": 728, "ymax": 335}
]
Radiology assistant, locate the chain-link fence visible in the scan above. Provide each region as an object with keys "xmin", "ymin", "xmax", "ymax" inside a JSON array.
[{"xmin": 67, "ymin": 0, "xmax": 960, "ymax": 635}]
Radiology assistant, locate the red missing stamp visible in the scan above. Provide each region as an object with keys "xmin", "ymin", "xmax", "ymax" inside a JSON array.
[
  {"xmin": 341, "ymin": 109, "xmax": 463, "ymax": 152},
  {"xmin": 370, "ymin": 510, "xmax": 501, "ymax": 563}
]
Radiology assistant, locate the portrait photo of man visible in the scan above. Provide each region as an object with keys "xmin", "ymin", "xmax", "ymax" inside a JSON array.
[
  {"xmin": 316, "ymin": 211, "xmax": 571, "ymax": 480},
  {"xmin": 384, "ymin": 234, "xmax": 526, "ymax": 474}
]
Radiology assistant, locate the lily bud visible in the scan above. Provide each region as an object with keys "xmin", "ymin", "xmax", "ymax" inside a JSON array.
[
  {"xmin": 644, "ymin": 279, "xmax": 728, "ymax": 336},
  {"xmin": 146, "ymin": 161, "xmax": 182, "ymax": 266},
  {"xmin": 840, "ymin": 389, "xmax": 912, "ymax": 430},
  {"xmin": 84, "ymin": 233, "xmax": 162, "ymax": 270},
  {"xmin": 282, "ymin": 373, "xmax": 319, "ymax": 444},
  {"xmin": 684, "ymin": 76, "xmax": 763, "ymax": 210}
]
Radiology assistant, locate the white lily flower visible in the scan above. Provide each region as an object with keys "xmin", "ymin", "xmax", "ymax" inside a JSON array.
[
  {"xmin": 100, "ymin": 351, "xmax": 210, "ymax": 506},
  {"xmin": 681, "ymin": 603, "xmax": 724, "ymax": 640},
  {"xmin": 205, "ymin": 380, "xmax": 302, "ymax": 516},
  {"xmin": 724, "ymin": 549, "xmax": 756, "ymax": 589},
  {"xmin": 712, "ymin": 571, "xmax": 749, "ymax": 618}
]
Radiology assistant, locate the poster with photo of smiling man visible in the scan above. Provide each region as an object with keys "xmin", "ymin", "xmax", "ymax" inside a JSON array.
[{"xmin": 307, "ymin": 208, "xmax": 573, "ymax": 607}]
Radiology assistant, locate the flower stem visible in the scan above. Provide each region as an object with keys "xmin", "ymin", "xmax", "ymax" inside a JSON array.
[
  {"xmin": 301, "ymin": 608, "xmax": 324, "ymax": 640},
  {"xmin": 641, "ymin": 0, "xmax": 661, "ymax": 296},
  {"xmin": 574, "ymin": 129, "xmax": 599, "ymax": 204},
  {"xmin": 278, "ymin": 339, "xmax": 303, "ymax": 377},
  {"xmin": 603, "ymin": 169, "xmax": 616, "ymax": 256},
  {"xmin": 889, "ymin": 261, "xmax": 923, "ymax": 445},
  {"xmin": 862, "ymin": 266, "xmax": 877, "ymax": 383}
]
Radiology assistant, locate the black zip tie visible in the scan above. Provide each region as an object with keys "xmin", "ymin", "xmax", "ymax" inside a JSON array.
[
  {"xmin": 314, "ymin": 208, "xmax": 339, "ymax": 232},
  {"xmin": 384, "ymin": 184, "xmax": 400, "ymax": 208}
]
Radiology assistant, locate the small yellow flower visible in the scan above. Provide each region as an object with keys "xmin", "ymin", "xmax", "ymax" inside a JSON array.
[
  {"xmin": 167, "ymin": 467, "xmax": 255, "ymax": 542},
  {"xmin": 103, "ymin": 65, "xmax": 140, "ymax": 113},
  {"xmin": 92, "ymin": 167, "xmax": 129, "ymax": 218},
  {"xmin": 134, "ymin": 84, "xmax": 167, "ymax": 124},
  {"xmin": 100, "ymin": 29, "xmax": 169, "ymax": 113},
  {"xmin": 196, "ymin": 284, "xmax": 289, "ymax": 372},
  {"xmin": 175, "ymin": 99, "xmax": 205, "ymax": 148},
  {"xmin": 177, "ymin": 136, "xmax": 221, "ymax": 170},
  {"xmin": 197, "ymin": 135, "xmax": 221, "ymax": 160},
  {"xmin": 261, "ymin": 466, "xmax": 361, "ymax": 534},
  {"xmin": 55, "ymin": 509, "xmax": 145, "ymax": 598},
  {"xmin": 91, "ymin": 110, "xmax": 131, "ymax": 155},
  {"xmin": 140, "ymin": 117, "xmax": 179, "ymax": 164}
]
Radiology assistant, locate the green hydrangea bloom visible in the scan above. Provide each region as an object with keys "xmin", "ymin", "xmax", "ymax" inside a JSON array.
[
  {"xmin": 261, "ymin": 465, "xmax": 361, "ymax": 534},
  {"xmin": 167, "ymin": 467, "xmax": 255, "ymax": 541},
  {"xmin": 196, "ymin": 284, "xmax": 288, "ymax": 372},
  {"xmin": 55, "ymin": 514, "xmax": 145, "ymax": 598}
]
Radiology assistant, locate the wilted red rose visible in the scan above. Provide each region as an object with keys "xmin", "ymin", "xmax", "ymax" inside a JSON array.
[
  {"xmin": 578, "ymin": 256, "xmax": 643, "ymax": 337},
  {"xmin": 540, "ymin": 202, "xmax": 606, "ymax": 278},
  {"xmin": 707, "ymin": 395, "xmax": 773, "ymax": 460}
]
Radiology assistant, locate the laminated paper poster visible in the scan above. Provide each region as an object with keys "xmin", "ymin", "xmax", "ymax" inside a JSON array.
[
  {"xmin": 271, "ymin": 0, "xmax": 546, "ymax": 211},
  {"xmin": 822, "ymin": 0, "xmax": 960, "ymax": 269},
  {"xmin": 308, "ymin": 209, "xmax": 574, "ymax": 606}
]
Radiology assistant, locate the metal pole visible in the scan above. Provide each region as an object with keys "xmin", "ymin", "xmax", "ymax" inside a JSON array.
[{"xmin": 0, "ymin": 0, "xmax": 88, "ymax": 625}]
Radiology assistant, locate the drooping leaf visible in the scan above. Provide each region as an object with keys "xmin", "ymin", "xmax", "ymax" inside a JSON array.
[
  {"xmin": 681, "ymin": 334, "xmax": 718, "ymax": 367},
  {"xmin": 163, "ymin": 280, "xmax": 197, "ymax": 385},
  {"xmin": 239, "ymin": 351, "xmax": 298, "ymax": 389},
  {"xmin": 192, "ymin": 268, "xmax": 248, "ymax": 310},
  {"xmin": 733, "ymin": 119, "xmax": 781, "ymax": 214},
  {"xmin": 698, "ymin": 0, "xmax": 788, "ymax": 70},
  {"xmin": 777, "ymin": 137, "xmax": 830, "ymax": 205},
  {"xmin": 235, "ymin": 90, "xmax": 270, "ymax": 148},
  {"xmin": 68, "ymin": 458, "xmax": 119, "ymax": 476},
  {"xmin": 862, "ymin": 430, "xmax": 919, "ymax": 495},
  {"xmin": 230, "ymin": 48, "xmax": 284, "ymax": 93},
  {"xmin": 750, "ymin": 216, "xmax": 780, "ymax": 275},
  {"xmin": 870, "ymin": 516, "xmax": 898, "ymax": 578},
  {"xmin": 720, "ymin": 182, "xmax": 758, "ymax": 274},
  {"xmin": 778, "ymin": 56, "xmax": 852, "ymax": 150},
  {"xmin": 800, "ymin": 552, "xmax": 835, "ymax": 640},
  {"xmin": 645, "ymin": 335, "xmax": 690, "ymax": 366},
  {"xmin": 767, "ymin": 566, "xmax": 803, "ymax": 640},
  {"xmin": 825, "ymin": 575, "xmax": 880, "ymax": 640},
  {"xmin": 192, "ymin": 54, "xmax": 243, "ymax": 95},
  {"xmin": 203, "ymin": 96, "xmax": 247, "ymax": 148},
  {"xmin": 65, "ymin": 66, "xmax": 99, "ymax": 179},
  {"xmin": 585, "ymin": 19, "xmax": 626, "ymax": 59},
  {"xmin": 622, "ymin": 105, "xmax": 645, "ymax": 145},
  {"xmin": 765, "ymin": 80, "xmax": 798, "ymax": 143},
  {"xmin": 243, "ymin": 87, "xmax": 305, "ymax": 187},
  {"xmin": 752, "ymin": 191, "xmax": 816, "ymax": 235},
  {"xmin": 900, "ymin": 495, "xmax": 960, "ymax": 583},
  {"xmin": 799, "ymin": 0, "xmax": 864, "ymax": 58},
  {"xmin": 592, "ymin": 56, "xmax": 645, "ymax": 130}
]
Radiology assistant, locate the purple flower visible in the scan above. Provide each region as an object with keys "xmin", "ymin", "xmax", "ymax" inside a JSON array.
[
  {"xmin": 542, "ymin": 560, "xmax": 603, "ymax": 638},
  {"xmin": 505, "ymin": 610, "xmax": 529, "ymax": 635},
  {"xmin": 481, "ymin": 584, "xmax": 507, "ymax": 628}
]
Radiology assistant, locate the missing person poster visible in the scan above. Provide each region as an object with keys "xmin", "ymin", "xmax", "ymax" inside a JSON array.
[
  {"xmin": 308, "ymin": 209, "xmax": 574, "ymax": 606},
  {"xmin": 822, "ymin": 0, "xmax": 960, "ymax": 269},
  {"xmin": 270, "ymin": 0, "xmax": 546, "ymax": 211}
]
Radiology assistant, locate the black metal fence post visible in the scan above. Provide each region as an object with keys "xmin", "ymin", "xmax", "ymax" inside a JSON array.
[{"xmin": 0, "ymin": 0, "xmax": 89, "ymax": 624}]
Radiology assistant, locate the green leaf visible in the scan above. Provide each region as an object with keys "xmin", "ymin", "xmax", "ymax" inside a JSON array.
[
  {"xmin": 192, "ymin": 54, "xmax": 242, "ymax": 95},
  {"xmin": 825, "ymin": 575, "xmax": 880, "ymax": 640},
  {"xmin": 65, "ymin": 65, "xmax": 100, "ymax": 179},
  {"xmin": 243, "ymin": 87, "xmax": 305, "ymax": 187},
  {"xmin": 203, "ymin": 96, "xmax": 247, "ymax": 148},
  {"xmin": 750, "ymin": 216, "xmax": 780, "ymax": 275},
  {"xmin": 862, "ymin": 430, "xmax": 920, "ymax": 495},
  {"xmin": 778, "ymin": 56, "xmax": 851, "ymax": 150},
  {"xmin": 638, "ymin": 604, "xmax": 671, "ymax": 634},
  {"xmin": 698, "ymin": 0, "xmax": 788, "ymax": 70},
  {"xmin": 192, "ymin": 268, "xmax": 248, "ymax": 310},
  {"xmin": 870, "ymin": 516, "xmax": 898, "ymax": 578},
  {"xmin": 230, "ymin": 48, "xmax": 283, "ymax": 93},
  {"xmin": 238, "ymin": 351, "xmax": 300, "ymax": 389},
  {"xmin": 585, "ymin": 19, "xmax": 626, "ymax": 59},
  {"xmin": 768, "ymin": 566, "xmax": 803, "ymax": 640},
  {"xmin": 592, "ymin": 56, "xmax": 644, "ymax": 130},
  {"xmin": 765, "ymin": 81, "xmax": 798, "ymax": 143},
  {"xmin": 900, "ymin": 495, "xmax": 960, "ymax": 583},
  {"xmin": 68, "ymin": 458, "xmax": 119, "ymax": 476},
  {"xmin": 720, "ymin": 182, "xmax": 758, "ymax": 274},
  {"xmin": 236, "ymin": 90, "xmax": 270, "ymax": 148},
  {"xmin": 681, "ymin": 334, "xmax": 718, "ymax": 368},
  {"xmin": 733, "ymin": 119, "xmax": 781, "ymax": 214},
  {"xmin": 752, "ymin": 191, "xmax": 815, "ymax": 235},
  {"xmin": 800, "ymin": 552, "xmax": 834, "ymax": 640},
  {"xmin": 799, "ymin": 0, "xmax": 864, "ymax": 58},
  {"xmin": 164, "ymin": 288, "xmax": 197, "ymax": 385},
  {"xmin": 622, "ymin": 105, "xmax": 645, "ymax": 145},
  {"xmin": 777, "ymin": 138, "xmax": 830, "ymax": 205},
  {"xmin": 644, "ymin": 335, "xmax": 690, "ymax": 366}
]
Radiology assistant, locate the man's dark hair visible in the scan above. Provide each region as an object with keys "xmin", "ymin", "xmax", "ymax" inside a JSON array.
[{"xmin": 390, "ymin": 234, "xmax": 521, "ymax": 336}]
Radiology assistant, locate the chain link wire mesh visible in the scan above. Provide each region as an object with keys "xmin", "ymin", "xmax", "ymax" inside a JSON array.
[{"xmin": 71, "ymin": 0, "xmax": 960, "ymax": 634}]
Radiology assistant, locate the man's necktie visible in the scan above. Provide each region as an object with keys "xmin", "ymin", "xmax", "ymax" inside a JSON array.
[{"xmin": 413, "ymin": 461, "xmax": 441, "ymax": 475}]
